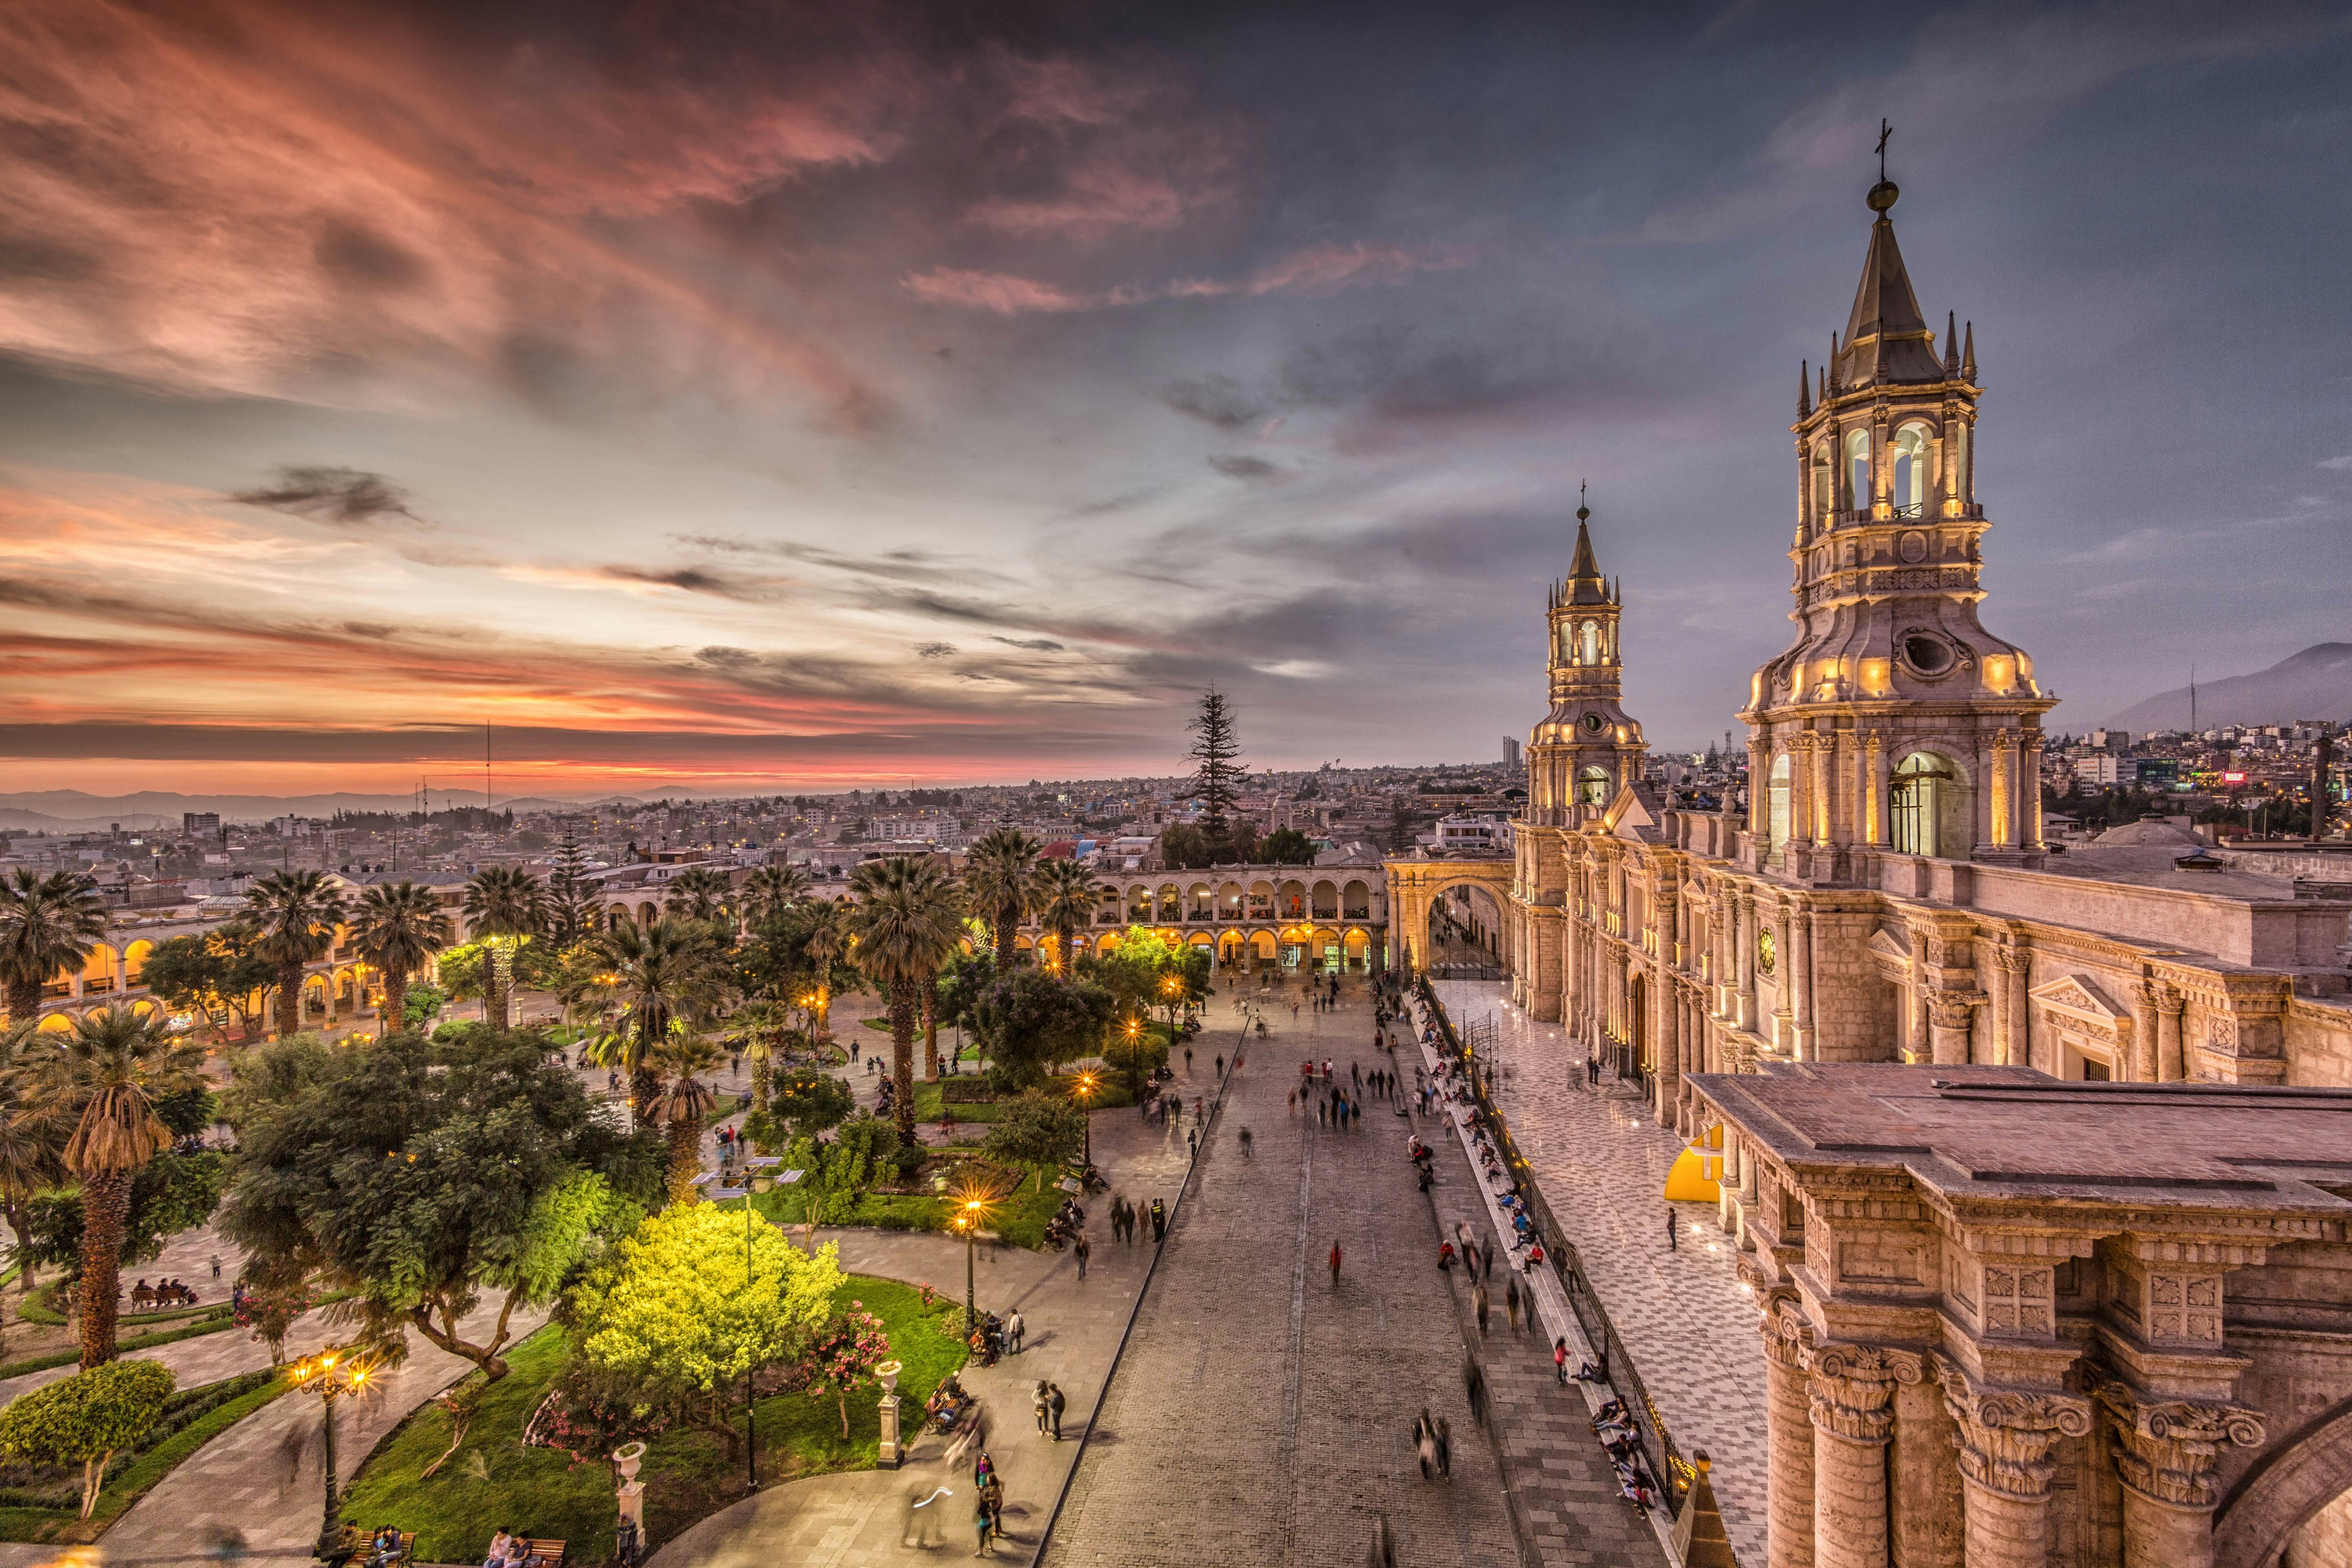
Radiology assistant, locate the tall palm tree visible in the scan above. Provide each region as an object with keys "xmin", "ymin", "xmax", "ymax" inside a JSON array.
[
  {"xmin": 587, "ymin": 916, "xmax": 725, "ymax": 1118},
  {"xmin": 666, "ymin": 866, "xmax": 735, "ymax": 929},
  {"xmin": 799, "ymin": 899, "xmax": 850, "ymax": 1046},
  {"xmin": 849, "ymin": 858, "xmax": 965, "ymax": 1140},
  {"xmin": 0, "ymin": 869, "xmax": 109, "ymax": 1028},
  {"xmin": 463, "ymin": 865, "xmax": 548, "ymax": 1029},
  {"xmin": 0, "ymin": 1020, "xmax": 62, "ymax": 1295},
  {"xmin": 243, "ymin": 870, "xmax": 347, "ymax": 1039},
  {"xmin": 729, "ymin": 1000, "xmax": 790, "ymax": 1113},
  {"xmin": 742, "ymin": 862, "xmax": 811, "ymax": 927},
  {"xmin": 349, "ymin": 881, "xmax": 453, "ymax": 1032},
  {"xmin": 641, "ymin": 1033, "xmax": 722, "ymax": 1205},
  {"xmin": 963, "ymin": 829, "xmax": 1041, "ymax": 976},
  {"xmin": 1032, "ymin": 857, "xmax": 1099, "ymax": 977},
  {"xmin": 14, "ymin": 1005, "xmax": 205, "ymax": 1365}
]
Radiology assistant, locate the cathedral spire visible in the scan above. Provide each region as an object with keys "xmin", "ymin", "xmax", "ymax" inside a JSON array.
[
  {"xmin": 1565, "ymin": 488, "xmax": 1610, "ymax": 605},
  {"xmin": 1836, "ymin": 178, "xmax": 1942, "ymax": 385},
  {"xmin": 1799, "ymin": 358, "xmax": 1812, "ymax": 417}
]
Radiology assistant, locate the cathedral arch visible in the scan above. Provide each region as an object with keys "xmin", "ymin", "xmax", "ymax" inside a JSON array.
[
  {"xmin": 1578, "ymin": 620, "xmax": 1602, "ymax": 666},
  {"xmin": 1577, "ymin": 765, "xmax": 1612, "ymax": 809},
  {"xmin": 1889, "ymin": 749, "xmax": 1972, "ymax": 859},
  {"xmin": 1844, "ymin": 427, "xmax": 1871, "ymax": 514},
  {"xmin": 2215, "ymin": 1393, "xmax": 2352, "ymax": 1568},
  {"xmin": 1811, "ymin": 439, "xmax": 1834, "ymax": 524}
]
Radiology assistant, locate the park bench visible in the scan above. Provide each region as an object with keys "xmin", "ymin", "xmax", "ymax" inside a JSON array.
[{"xmin": 520, "ymin": 1538, "xmax": 567, "ymax": 1565}]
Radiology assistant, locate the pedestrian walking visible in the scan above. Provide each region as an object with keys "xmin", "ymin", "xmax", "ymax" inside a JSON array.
[
  {"xmin": 1415, "ymin": 1409, "xmax": 1438, "ymax": 1480},
  {"xmin": 1463, "ymin": 1354, "xmax": 1487, "ymax": 1426},
  {"xmin": 1150, "ymin": 1197, "xmax": 1166, "ymax": 1242},
  {"xmin": 1667, "ymin": 1209, "xmax": 1678, "ymax": 1251},
  {"xmin": 1186, "ymin": 1126, "xmax": 1197, "ymax": 1158},
  {"xmin": 1005, "ymin": 1309, "xmax": 1024, "ymax": 1353},
  {"xmin": 1289, "ymin": 1087, "xmax": 1298, "ymax": 1117},
  {"xmin": 974, "ymin": 1490, "xmax": 995, "ymax": 1556},
  {"xmin": 1185, "ymin": 1046, "xmax": 1194, "ymax": 1075},
  {"xmin": 1239, "ymin": 1126, "xmax": 1253, "ymax": 1158},
  {"xmin": 1436, "ymin": 1416, "xmax": 1453, "ymax": 1479},
  {"xmin": 1329, "ymin": 1239, "xmax": 1344, "ymax": 1287},
  {"xmin": 1474, "ymin": 1280, "xmax": 1490, "ymax": 1335},
  {"xmin": 1554, "ymin": 1336, "xmax": 1569, "ymax": 1384},
  {"xmin": 210, "ymin": 1254, "xmax": 222, "ymax": 1280},
  {"xmin": 1047, "ymin": 1382, "xmax": 1066, "ymax": 1440},
  {"xmin": 1370, "ymin": 1513, "xmax": 1397, "ymax": 1568},
  {"xmin": 1318, "ymin": 1099, "xmax": 1328, "ymax": 1128},
  {"xmin": 1074, "ymin": 1229, "xmax": 1090, "ymax": 1278},
  {"xmin": 1215, "ymin": 1054, "xmax": 1224, "ymax": 1077},
  {"xmin": 1033, "ymin": 1382, "xmax": 1052, "ymax": 1437},
  {"xmin": 1506, "ymin": 1276, "xmax": 1521, "ymax": 1332}
]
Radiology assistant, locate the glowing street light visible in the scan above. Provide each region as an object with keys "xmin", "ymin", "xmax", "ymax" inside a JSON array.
[
  {"xmin": 1071, "ymin": 1070, "xmax": 1098, "ymax": 1166},
  {"xmin": 290, "ymin": 1346, "xmax": 376, "ymax": 1556},
  {"xmin": 948, "ymin": 1178, "xmax": 1003, "ymax": 1338}
]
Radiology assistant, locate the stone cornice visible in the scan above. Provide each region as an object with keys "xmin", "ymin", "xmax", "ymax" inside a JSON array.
[{"xmin": 2096, "ymin": 1381, "xmax": 2264, "ymax": 1509}]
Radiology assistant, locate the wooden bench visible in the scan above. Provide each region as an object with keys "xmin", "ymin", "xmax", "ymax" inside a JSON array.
[{"xmin": 519, "ymin": 1539, "xmax": 567, "ymax": 1566}]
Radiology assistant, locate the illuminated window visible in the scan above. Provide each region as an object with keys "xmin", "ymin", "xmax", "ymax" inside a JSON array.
[{"xmin": 1845, "ymin": 428, "xmax": 1871, "ymax": 513}]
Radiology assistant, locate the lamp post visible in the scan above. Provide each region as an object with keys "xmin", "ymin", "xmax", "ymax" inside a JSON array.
[
  {"xmin": 1072, "ymin": 1071, "xmax": 1097, "ymax": 1167},
  {"xmin": 290, "ymin": 1347, "xmax": 374, "ymax": 1559},
  {"xmin": 715, "ymin": 1157, "xmax": 782, "ymax": 1492}
]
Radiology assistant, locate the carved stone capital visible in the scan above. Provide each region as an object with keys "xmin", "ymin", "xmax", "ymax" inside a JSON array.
[
  {"xmin": 1926, "ymin": 993, "xmax": 1980, "ymax": 1031},
  {"xmin": 1933, "ymin": 1355, "xmax": 2092, "ymax": 1502},
  {"xmin": 1761, "ymin": 1295, "xmax": 1815, "ymax": 1371},
  {"xmin": 1806, "ymin": 1342, "xmax": 1899, "ymax": 1444},
  {"xmin": 2097, "ymin": 1383, "xmax": 2265, "ymax": 1510},
  {"xmin": 2155, "ymin": 986, "xmax": 2187, "ymax": 1020}
]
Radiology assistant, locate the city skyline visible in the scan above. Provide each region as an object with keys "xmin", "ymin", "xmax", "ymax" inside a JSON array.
[{"xmin": 5, "ymin": 1, "xmax": 2349, "ymax": 796}]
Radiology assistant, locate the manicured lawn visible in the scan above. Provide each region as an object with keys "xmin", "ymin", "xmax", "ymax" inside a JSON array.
[{"xmin": 338, "ymin": 1275, "xmax": 967, "ymax": 1566}]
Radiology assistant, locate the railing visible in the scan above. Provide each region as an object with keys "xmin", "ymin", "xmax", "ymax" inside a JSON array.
[{"xmin": 1417, "ymin": 979, "xmax": 1687, "ymax": 1506}]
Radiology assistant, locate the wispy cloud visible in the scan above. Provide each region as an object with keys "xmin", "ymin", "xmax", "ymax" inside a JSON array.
[
  {"xmin": 902, "ymin": 241, "xmax": 1474, "ymax": 316},
  {"xmin": 230, "ymin": 467, "xmax": 421, "ymax": 526}
]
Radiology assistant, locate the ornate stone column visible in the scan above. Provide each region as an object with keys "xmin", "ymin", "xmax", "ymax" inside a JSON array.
[
  {"xmin": 1990, "ymin": 730, "xmax": 2018, "ymax": 850},
  {"xmin": 2095, "ymin": 1385, "xmax": 2263, "ymax": 1568},
  {"xmin": 1935, "ymin": 1361, "xmax": 2090, "ymax": 1568},
  {"xmin": 1790, "ymin": 909, "xmax": 1815, "ymax": 1061},
  {"xmin": 1866, "ymin": 731, "xmax": 1888, "ymax": 846},
  {"xmin": 1765, "ymin": 1300, "xmax": 1818, "ymax": 1568},
  {"xmin": 2130, "ymin": 982, "xmax": 2160, "ymax": 1085},
  {"xmin": 1928, "ymin": 993, "xmax": 1975, "ymax": 1068},
  {"xmin": 2021, "ymin": 735, "xmax": 2046, "ymax": 851},
  {"xmin": 1808, "ymin": 1343, "xmax": 1900, "ymax": 1568},
  {"xmin": 1750, "ymin": 738, "xmax": 1771, "ymax": 840},
  {"xmin": 2156, "ymin": 987, "xmax": 2187, "ymax": 1084},
  {"xmin": 1889, "ymin": 1352, "xmax": 1963, "ymax": 1568}
]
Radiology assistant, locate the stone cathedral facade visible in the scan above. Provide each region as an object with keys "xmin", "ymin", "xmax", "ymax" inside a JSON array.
[{"xmin": 1492, "ymin": 177, "xmax": 2352, "ymax": 1119}]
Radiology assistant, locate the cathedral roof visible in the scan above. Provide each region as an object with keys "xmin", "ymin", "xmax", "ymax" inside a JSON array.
[{"xmin": 1834, "ymin": 199, "xmax": 1947, "ymax": 388}]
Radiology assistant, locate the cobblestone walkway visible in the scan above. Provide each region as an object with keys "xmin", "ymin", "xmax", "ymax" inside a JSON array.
[
  {"xmin": 1046, "ymin": 997, "xmax": 1524, "ymax": 1568},
  {"xmin": 1433, "ymin": 981, "xmax": 1770, "ymax": 1568}
]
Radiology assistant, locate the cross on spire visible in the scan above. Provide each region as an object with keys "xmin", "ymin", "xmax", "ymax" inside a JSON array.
[{"xmin": 1876, "ymin": 118, "xmax": 1892, "ymax": 182}]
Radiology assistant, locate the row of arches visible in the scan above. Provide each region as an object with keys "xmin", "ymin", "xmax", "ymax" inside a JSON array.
[
  {"xmin": 1765, "ymin": 746, "xmax": 1973, "ymax": 863},
  {"xmin": 1074, "ymin": 878, "xmax": 1380, "ymax": 927},
  {"xmin": 1015, "ymin": 925, "xmax": 1381, "ymax": 972},
  {"xmin": 1806, "ymin": 417, "xmax": 1971, "ymax": 529}
]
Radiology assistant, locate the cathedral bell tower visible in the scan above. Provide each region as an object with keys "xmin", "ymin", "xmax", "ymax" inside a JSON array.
[
  {"xmin": 1528, "ymin": 498, "xmax": 1645, "ymax": 826},
  {"xmin": 1741, "ymin": 166, "xmax": 2056, "ymax": 881}
]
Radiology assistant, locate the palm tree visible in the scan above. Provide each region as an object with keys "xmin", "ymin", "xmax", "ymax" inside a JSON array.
[
  {"xmin": 463, "ymin": 865, "xmax": 548, "ymax": 1029},
  {"xmin": 799, "ymin": 899, "xmax": 850, "ymax": 1046},
  {"xmin": 243, "ymin": 870, "xmax": 347, "ymax": 1039},
  {"xmin": 642, "ymin": 1033, "xmax": 722, "ymax": 1205},
  {"xmin": 849, "ymin": 858, "xmax": 965, "ymax": 1140},
  {"xmin": 349, "ymin": 881, "xmax": 453, "ymax": 1032},
  {"xmin": 587, "ymin": 916, "xmax": 725, "ymax": 1118},
  {"xmin": 742, "ymin": 862, "xmax": 811, "ymax": 927},
  {"xmin": 0, "ymin": 869, "xmax": 109, "ymax": 1028},
  {"xmin": 729, "ymin": 1000, "xmax": 790, "ymax": 1113},
  {"xmin": 14, "ymin": 1005, "xmax": 205, "ymax": 1365},
  {"xmin": 963, "ymin": 829, "xmax": 1041, "ymax": 976},
  {"xmin": 1032, "ymin": 857, "xmax": 1099, "ymax": 977},
  {"xmin": 666, "ymin": 866, "xmax": 734, "ymax": 929},
  {"xmin": 0, "ymin": 1020, "xmax": 61, "ymax": 1295}
]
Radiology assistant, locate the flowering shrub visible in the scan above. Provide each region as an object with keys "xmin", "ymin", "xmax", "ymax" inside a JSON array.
[
  {"xmin": 231, "ymin": 1283, "xmax": 310, "ymax": 1366},
  {"xmin": 797, "ymin": 1304, "xmax": 891, "ymax": 1438},
  {"xmin": 527, "ymin": 1360, "xmax": 674, "ymax": 1465}
]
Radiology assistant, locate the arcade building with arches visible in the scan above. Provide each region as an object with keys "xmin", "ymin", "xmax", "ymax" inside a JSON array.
[{"xmin": 1408, "ymin": 173, "xmax": 2352, "ymax": 1568}]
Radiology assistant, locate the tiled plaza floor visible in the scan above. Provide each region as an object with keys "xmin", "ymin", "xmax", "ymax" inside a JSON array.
[{"xmin": 1433, "ymin": 980, "xmax": 1771, "ymax": 1568}]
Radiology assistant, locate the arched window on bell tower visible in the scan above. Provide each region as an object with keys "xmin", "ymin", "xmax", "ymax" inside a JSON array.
[
  {"xmin": 1891, "ymin": 423, "xmax": 1929, "ymax": 518},
  {"xmin": 1577, "ymin": 766, "xmax": 1611, "ymax": 808},
  {"xmin": 1811, "ymin": 441, "xmax": 1833, "ymax": 524},
  {"xmin": 1844, "ymin": 428, "xmax": 1871, "ymax": 518},
  {"xmin": 1579, "ymin": 620, "xmax": 1600, "ymax": 667}
]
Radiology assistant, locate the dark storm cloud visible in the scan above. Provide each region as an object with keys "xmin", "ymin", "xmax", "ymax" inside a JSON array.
[
  {"xmin": 342, "ymin": 621, "xmax": 398, "ymax": 639},
  {"xmin": 229, "ymin": 466, "xmax": 420, "ymax": 526},
  {"xmin": 914, "ymin": 641, "xmax": 957, "ymax": 658},
  {"xmin": 599, "ymin": 565, "xmax": 784, "ymax": 602},
  {"xmin": 990, "ymin": 635, "xmax": 1065, "ymax": 652},
  {"xmin": 669, "ymin": 533, "xmax": 1007, "ymax": 587},
  {"xmin": 313, "ymin": 217, "xmax": 428, "ymax": 292}
]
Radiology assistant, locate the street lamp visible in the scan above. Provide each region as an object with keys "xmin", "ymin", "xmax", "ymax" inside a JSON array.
[
  {"xmin": 289, "ymin": 1346, "xmax": 375, "ymax": 1558},
  {"xmin": 709, "ymin": 1156, "xmax": 784, "ymax": 1491},
  {"xmin": 1122, "ymin": 1016, "xmax": 1143, "ymax": 1099},
  {"xmin": 947, "ymin": 1178, "xmax": 1001, "ymax": 1340},
  {"xmin": 1072, "ymin": 1071, "xmax": 1097, "ymax": 1166}
]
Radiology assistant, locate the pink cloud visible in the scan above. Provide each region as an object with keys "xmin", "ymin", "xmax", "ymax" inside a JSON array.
[{"xmin": 902, "ymin": 269, "xmax": 1123, "ymax": 315}]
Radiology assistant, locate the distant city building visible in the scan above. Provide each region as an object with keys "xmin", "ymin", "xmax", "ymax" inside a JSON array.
[
  {"xmin": 1502, "ymin": 736, "xmax": 1521, "ymax": 771},
  {"xmin": 182, "ymin": 811, "xmax": 221, "ymax": 836}
]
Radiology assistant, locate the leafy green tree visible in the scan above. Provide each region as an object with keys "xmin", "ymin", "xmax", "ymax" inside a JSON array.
[
  {"xmin": 849, "ymin": 858, "xmax": 964, "ymax": 1140},
  {"xmin": 242, "ymin": 869, "xmax": 347, "ymax": 1039},
  {"xmin": 350, "ymin": 881, "xmax": 453, "ymax": 1032},
  {"xmin": 982, "ymin": 1090, "xmax": 1086, "ymax": 1189},
  {"xmin": 964, "ymin": 829, "xmax": 1041, "ymax": 976},
  {"xmin": 971, "ymin": 971, "xmax": 1114, "ymax": 1093},
  {"xmin": 1158, "ymin": 824, "xmax": 1213, "ymax": 870},
  {"xmin": 221, "ymin": 1029, "xmax": 660, "ymax": 1380},
  {"xmin": 0, "ymin": 1020, "xmax": 61, "ymax": 1295},
  {"xmin": 26, "ymin": 1148, "xmax": 230, "ymax": 1275},
  {"xmin": 403, "ymin": 981, "xmax": 448, "ymax": 1027},
  {"xmin": 769, "ymin": 1066, "xmax": 853, "ymax": 1141},
  {"xmin": 462, "ymin": 866, "xmax": 549, "ymax": 1028},
  {"xmin": 0, "ymin": 1358, "xmax": 174, "ymax": 1517},
  {"xmin": 135, "ymin": 924, "xmax": 275, "ymax": 1041},
  {"xmin": 570, "ymin": 1201, "xmax": 842, "ymax": 1457},
  {"xmin": 1260, "ymin": 827, "xmax": 1318, "ymax": 865},
  {"xmin": 13, "ymin": 1006, "xmax": 206, "ymax": 1365},
  {"xmin": 0, "ymin": 869, "xmax": 107, "ymax": 1028}
]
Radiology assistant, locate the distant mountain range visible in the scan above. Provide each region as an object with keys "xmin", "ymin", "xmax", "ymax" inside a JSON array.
[
  {"xmin": 0, "ymin": 790, "xmax": 647, "ymax": 834},
  {"xmin": 2103, "ymin": 643, "xmax": 2352, "ymax": 733}
]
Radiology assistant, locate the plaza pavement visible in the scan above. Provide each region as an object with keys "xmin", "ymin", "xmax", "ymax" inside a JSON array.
[{"xmin": 1434, "ymin": 979, "xmax": 1771, "ymax": 1568}]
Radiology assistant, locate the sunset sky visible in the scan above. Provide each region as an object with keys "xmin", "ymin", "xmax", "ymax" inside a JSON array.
[{"xmin": 3, "ymin": 1, "xmax": 2348, "ymax": 797}]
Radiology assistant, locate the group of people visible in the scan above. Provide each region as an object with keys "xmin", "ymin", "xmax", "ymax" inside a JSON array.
[
  {"xmin": 479, "ymin": 1529, "xmax": 543, "ymax": 1567},
  {"xmin": 1106, "ymin": 1192, "xmax": 1165, "ymax": 1244},
  {"xmin": 1412, "ymin": 1407, "xmax": 1455, "ymax": 1481},
  {"xmin": 129, "ymin": 1276, "xmax": 199, "ymax": 1308}
]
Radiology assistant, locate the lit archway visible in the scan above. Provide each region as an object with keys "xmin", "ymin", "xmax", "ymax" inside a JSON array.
[{"xmin": 1890, "ymin": 750, "xmax": 1969, "ymax": 859}]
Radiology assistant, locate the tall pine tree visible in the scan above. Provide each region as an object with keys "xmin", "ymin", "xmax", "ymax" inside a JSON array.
[{"xmin": 1182, "ymin": 688, "xmax": 1245, "ymax": 834}]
